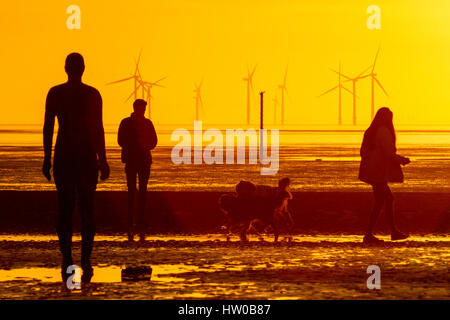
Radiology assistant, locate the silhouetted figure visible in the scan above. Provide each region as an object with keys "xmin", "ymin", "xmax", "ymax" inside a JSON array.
[
  {"xmin": 273, "ymin": 178, "xmax": 294, "ymax": 238},
  {"xmin": 43, "ymin": 53, "xmax": 110, "ymax": 283},
  {"xmin": 118, "ymin": 99, "xmax": 157, "ymax": 242},
  {"xmin": 359, "ymin": 107, "xmax": 410, "ymax": 244}
]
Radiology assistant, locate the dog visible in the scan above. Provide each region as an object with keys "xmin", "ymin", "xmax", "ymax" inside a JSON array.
[{"xmin": 219, "ymin": 178, "xmax": 294, "ymax": 242}]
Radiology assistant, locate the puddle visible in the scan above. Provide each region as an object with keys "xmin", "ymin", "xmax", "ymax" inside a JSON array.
[
  {"xmin": 0, "ymin": 264, "xmax": 200, "ymax": 283},
  {"xmin": 0, "ymin": 233, "xmax": 449, "ymax": 299}
]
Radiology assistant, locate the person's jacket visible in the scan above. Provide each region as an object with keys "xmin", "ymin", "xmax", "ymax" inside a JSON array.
[
  {"xmin": 118, "ymin": 113, "xmax": 157, "ymax": 165},
  {"xmin": 359, "ymin": 126, "xmax": 404, "ymax": 184}
]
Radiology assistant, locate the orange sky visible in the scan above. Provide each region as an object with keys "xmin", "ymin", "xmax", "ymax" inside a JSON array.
[{"xmin": 1, "ymin": 0, "xmax": 450, "ymax": 127}]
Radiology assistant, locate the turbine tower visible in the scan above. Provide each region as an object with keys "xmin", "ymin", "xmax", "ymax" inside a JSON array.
[
  {"xmin": 278, "ymin": 65, "xmax": 288, "ymax": 125},
  {"xmin": 243, "ymin": 65, "xmax": 256, "ymax": 125},
  {"xmin": 318, "ymin": 62, "xmax": 352, "ymax": 125},
  {"xmin": 194, "ymin": 80, "xmax": 204, "ymax": 121}
]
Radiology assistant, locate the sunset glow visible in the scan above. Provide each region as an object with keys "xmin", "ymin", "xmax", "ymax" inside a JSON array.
[{"xmin": 1, "ymin": 1, "xmax": 450, "ymax": 128}]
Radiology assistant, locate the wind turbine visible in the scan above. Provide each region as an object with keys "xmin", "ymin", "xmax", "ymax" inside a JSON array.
[
  {"xmin": 107, "ymin": 51, "xmax": 143, "ymax": 102},
  {"xmin": 194, "ymin": 80, "xmax": 205, "ymax": 121},
  {"xmin": 243, "ymin": 65, "xmax": 257, "ymax": 125},
  {"xmin": 318, "ymin": 62, "xmax": 353, "ymax": 125},
  {"xmin": 278, "ymin": 65, "xmax": 288, "ymax": 125},
  {"xmin": 107, "ymin": 51, "xmax": 166, "ymax": 119},
  {"xmin": 359, "ymin": 47, "xmax": 389, "ymax": 119},
  {"xmin": 138, "ymin": 77, "xmax": 166, "ymax": 119},
  {"xmin": 329, "ymin": 66, "xmax": 370, "ymax": 125}
]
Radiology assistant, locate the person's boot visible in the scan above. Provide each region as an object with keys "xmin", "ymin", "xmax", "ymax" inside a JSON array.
[
  {"xmin": 363, "ymin": 233, "xmax": 384, "ymax": 244},
  {"xmin": 81, "ymin": 264, "xmax": 94, "ymax": 283},
  {"xmin": 61, "ymin": 258, "xmax": 73, "ymax": 284},
  {"xmin": 81, "ymin": 239, "xmax": 94, "ymax": 283},
  {"xmin": 391, "ymin": 230, "xmax": 409, "ymax": 241}
]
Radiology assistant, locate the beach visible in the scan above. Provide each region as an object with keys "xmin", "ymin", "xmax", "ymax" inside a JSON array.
[
  {"xmin": 1, "ymin": 234, "xmax": 449, "ymax": 299},
  {"xmin": 1, "ymin": 144, "xmax": 450, "ymax": 192},
  {"xmin": 0, "ymin": 190, "xmax": 449, "ymax": 299},
  {"xmin": 1, "ymin": 132, "xmax": 449, "ymax": 299}
]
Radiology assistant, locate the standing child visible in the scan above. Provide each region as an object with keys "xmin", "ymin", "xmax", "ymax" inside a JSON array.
[{"xmin": 273, "ymin": 178, "xmax": 294, "ymax": 241}]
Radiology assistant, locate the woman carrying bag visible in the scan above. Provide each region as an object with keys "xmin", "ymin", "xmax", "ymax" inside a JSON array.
[{"xmin": 359, "ymin": 107, "xmax": 411, "ymax": 244}]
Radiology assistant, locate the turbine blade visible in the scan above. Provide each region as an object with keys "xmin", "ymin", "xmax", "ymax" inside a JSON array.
[
  {"xmin": 143, "ymin": 80, "xmax": 165, "ymax": 88},
  {"xmin": 329, "ymin": 68, "xmax": 351, "ymax": 80},
  {"xmin": 135, "ymin": 49, "xmax": 142, "ymax": 75},
  {"xmin": 136, "ymin": 66, "xmax": 143, "ymax": 82},
  {"xmin": 318, "ymin": 85, "xmax": 338, "ymax": 97},
  {"xmin": 250, "ymin": 64, "xmax": 257, "ymax": 78},
  {"xmin": 151, "ymin": 83, "xmax": 165, "ymax": 88},
  {"xmin": 341, "ymin": 85, "xmax": 354, "ymax": 96},
  {"xmin": 375, "ymin": 77, "xmax": 389, "ymax": 97},
  {"xmin": 354, "ymin": 74, "xmax": 371, "ymax": 80},
  {"xmin": 125, "ymin": 83, "xmax": 141, "ymax": 102},
  {"xmin": 357, "ymin": 66, "xmax": 372, "ymax": 78},
  {"xmin": 372, "ymin": 46, "xmax": 380, "ymax": 72},
  {"xmin": 153, "ymin": 76, "xmax": 167, "ymax": 84},
  {"xmin": 107, "ymin": 76, "xmax": 135, "ymax": 85}
]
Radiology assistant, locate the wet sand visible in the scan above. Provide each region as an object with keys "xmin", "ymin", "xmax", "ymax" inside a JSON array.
[
  {"xmin": 1, "ymin": 145, "xmax": 450, "ymax": 192},
  {"xmin": 1, "ymin": 234, "xmax": 449, "ymax": 300}
]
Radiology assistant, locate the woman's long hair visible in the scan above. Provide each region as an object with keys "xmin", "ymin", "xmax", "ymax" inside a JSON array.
[{"xmin": 361, "ymin": 107, "xmax": 396, "ymax": 154}]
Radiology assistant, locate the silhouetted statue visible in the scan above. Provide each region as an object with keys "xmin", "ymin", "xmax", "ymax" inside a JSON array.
[
  {"xmin": 118, "ymin": 99, "xmax": 157, "ymax": 242},
  {"xmin": 359, "ymin": 107, "xmax": 410, "ymax": 244},
  {"xmin": 43, "ymin": 52, "xmax": 110, "ymax": 283}
]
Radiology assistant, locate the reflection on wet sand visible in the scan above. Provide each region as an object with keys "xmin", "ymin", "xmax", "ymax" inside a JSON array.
[
  {"xmin": 0, "ymin": 233, "xmax": 448, "ymax": 243},
  {"xmin": 0, "ymin": 234, "xmax": 449, "ymax": 299},
  {"xmin": 0, "ymin": 264, "xmax": 199, "ymax": 284}
]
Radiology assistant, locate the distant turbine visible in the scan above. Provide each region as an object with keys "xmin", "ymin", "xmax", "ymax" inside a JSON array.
[
  {"xmin": 243, "ymin": 65, "xmax": 257, "ymax": 125},
  {"xmin": 138, "ymin": 77, "xmax": 166, "ymax": 119},
  {"xmin": 278, "ymin": 65, "xmax": 288, "ymax": 125},
  {"xmin": 358, "ymin": 47, "xmax": 389, "ymax": 119},
  {"xmin": 318, "ymin": 62, "xmax": 352, "ymax": 125},
  {"xmin": 194, "ymin": 80, "xmax": 205, "ymax": 121},
  {"xmin": 329, "ymin": 66, "xmax": 370, "ymax": 125},
  {"xmin": 107, "ymin": 50, "xmax": 143, "ymax": 102}
]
